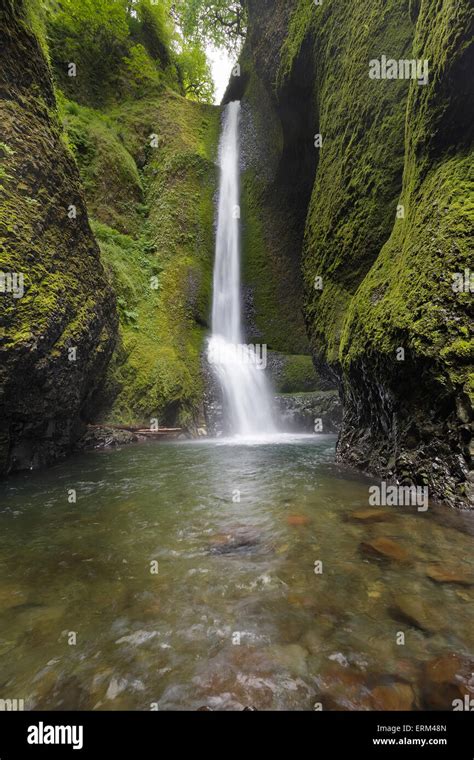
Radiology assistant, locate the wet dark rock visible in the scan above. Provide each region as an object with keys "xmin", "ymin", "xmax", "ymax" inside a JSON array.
[
  {"xmin": 0, "ymin": 3, "xmax": 117, "ymax": 475},
  {"xmin": 76, "ymin": 426, "xmax": 139, "ymax": 451},
  {"xmin": 275, "ymin": 391, "xmax": 342, "ymax": 434},
  {"xmin": 208, "ymin": 528, "xmax": 262, "ymax": 556},
  {"xmin": 241, "ymin": 0, "xmax": 473, "ymax": 509}
]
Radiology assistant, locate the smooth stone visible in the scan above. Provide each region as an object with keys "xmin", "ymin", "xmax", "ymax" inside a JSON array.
[
  {"xmin": 106, "ymin": 676, "xmax": 128, "ymax": 701},
  {"xmin": 208, "ymin": 528, "xmax": 261, "ymax": 555},
  {"xmin": 286, "ymin": 514, "xmax": 312, "ymax": 527},
  {"xmin": 268, "ymin": 643, "xmax": 309, "ymax": 677},
  {"xmin": 426, "ymin": 563, "xmax": 474, "ymax": 586},
  {"xmin": 346, "ymin": 508, "xmax": 393, "ymax": 523},
  {"xmin": 421, "ymin": 654, "xmax": 474, "ymax": 710},
  {"xmin": 0, "ymin": 584, "xmax": 28, "ymax": 610},
  {"xmin": 315, "ymin": 663, "xmax": 372, "ymax": 711},
  {"xmin": 360, "ymin": 537, "xmax": 410, "ymax": 562},
  {"xmin": 301, "ymin": 629, "xmax": 325, "ymax": 657},
  {"xmin": 390, "ymin": 594, "xmax": 444, "ymax": 633},
  {"xmin": 370, "ymin": 681, "xmax": 416, "ymax": 710}
]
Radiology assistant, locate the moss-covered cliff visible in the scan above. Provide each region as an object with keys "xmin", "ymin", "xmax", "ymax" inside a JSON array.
[
  {"xmin": 61, "ymin": 91, "xmax": 220, "ymax": 429},
  {"xmin": 0, "ymin": 0, "xmax": 221, "ymax": 474},
  {"xmin": 48, "ymin": 0, "xmax": 221, "ymax": 430},
  {"xmin": 223, "ymin": 21, "xmax": 324, "ymax": 395},
  {"xmin": 242, "ymin": 0, "xmax": 474, "ymax": 506},
  {"xmin": 0, "ymin": 0, "xmax": 117, "ymax": 474}
]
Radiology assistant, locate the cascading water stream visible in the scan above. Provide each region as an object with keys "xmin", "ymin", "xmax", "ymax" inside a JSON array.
[{"xmin": 208, "ymin": 101, "xmax": 276, "ymax": 436}]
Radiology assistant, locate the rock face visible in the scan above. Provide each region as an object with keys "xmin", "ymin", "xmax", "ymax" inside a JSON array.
[
  {"xmin": 0, "ymin": 0, "xmax": 117, "ymax": 474},
  {"xmin": 239, "ymin": 0, "xmax": 474, "ymax": 507},
  {"xmin": 275, "ymin": 391, "xmax": 342, "ymax": 434}
]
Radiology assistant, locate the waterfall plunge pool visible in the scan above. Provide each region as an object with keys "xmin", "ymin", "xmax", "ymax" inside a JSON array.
[{"xmin": 0, "ymin": 435, "xmax": 473, "ymax": 710}]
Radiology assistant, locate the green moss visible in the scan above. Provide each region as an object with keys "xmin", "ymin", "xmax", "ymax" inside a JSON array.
[
  {"xmin": 301, "ymin": 0, "xmax": 415, "ymax": 366},
  {"xmin": 340, "ymin": 115, "xmax": 473, "ymax": 398},
  {"xmin": 62, "ymin": 89, "xmax": 221, "ymax": 427},
  {"xmin": 240, "ymin": 63, "xmax": 310, "ymax": 354},
  {"xmin": 0, "ymin": 0, "xmax": 117, "ymax": 473},
  {"xmin": 60, "ymin": 98, "xmax": 144, "ymax": 235},
  {"xmin": 277, "ymin": 0, "xmax": 316, "ymax": 86},
  {"xmin": 274, "ymin": 354, "xmax": 321, "ymax": 394}
]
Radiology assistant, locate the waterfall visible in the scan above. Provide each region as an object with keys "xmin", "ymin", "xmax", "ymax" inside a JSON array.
[{"xmin": 208, "ymin": 101, "xmax": 276, "ymax": 436}]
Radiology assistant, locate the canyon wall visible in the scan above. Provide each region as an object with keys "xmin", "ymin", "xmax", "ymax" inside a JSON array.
[
  {"xmin": 0, "ymin": 0, "xmax": 118, "ymax": 473},
  {"xmin": 241, "ymin": 0, "xmax": 474, "ymax": 506}
]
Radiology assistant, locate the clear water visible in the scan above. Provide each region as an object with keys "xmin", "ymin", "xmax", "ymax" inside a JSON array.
[
  {"xmin": 0, "ymin": 436, "xmax": 473, "ymax": 711},
  {"xmin": 209, "ymin": 100, "xmax": 276, "ymax": 435}
]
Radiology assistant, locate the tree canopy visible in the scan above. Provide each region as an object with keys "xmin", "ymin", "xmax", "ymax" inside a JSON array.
[
  {"xmin": 172, "ymin": 0, "xmax": 247, "ymax": 52},
  {"xmin": 45, "ymin": 0, "xmax": 215, "ymax": 104}
]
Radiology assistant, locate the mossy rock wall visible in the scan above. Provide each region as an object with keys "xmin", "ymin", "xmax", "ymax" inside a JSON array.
[
  {"xmin": 0, "ymin": 0, "xmax": 118, "ymax": 474},
  {"xmin": 236, "ymin": 60, "xmax": 311, "ymax": 355},
  {"xmin": 61, "ymin": 88, "xmax": 221, "ymax": 429},
  {"xmin": 243, "ymin": 0, "xmax": 474, "ymax": 505}
]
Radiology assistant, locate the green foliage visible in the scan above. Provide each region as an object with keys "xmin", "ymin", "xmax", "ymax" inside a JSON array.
[
  {"xmin": 129, "ymin": 0, "xmax": 173, "ymax": 62},
  {"xmin": 46, "ymin": 0, "xmax": 130, "ymax": 103},
  {"xmin": 274, "ymin": 354, "xmax": 321, "ymax": 394},
  {"xmin": 174, "ymin": 0, "xmax": 246, "ymax": 52},
  {"xmin": 59, "ymin": 97, "xmax": 144, "ymax": 235},
  {"xmin": 176, "ymin": 42, "xmax": 214, "ymax": 104},
  {"xmin": 123, "ymin": 43, "xmax": 161, "ymax": 97},
  {"xmin": 44, "ymin": 0, "xmax": 212, "ymax": 105},
  {"xmin": 58, "ymin": 87, "xmax": 220, "ymax": 426}
]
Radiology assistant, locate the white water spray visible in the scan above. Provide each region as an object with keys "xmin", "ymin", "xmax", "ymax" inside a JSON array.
[{"xmin": 208, "ymin": 101, "xmax": 276, "ymax": 436}]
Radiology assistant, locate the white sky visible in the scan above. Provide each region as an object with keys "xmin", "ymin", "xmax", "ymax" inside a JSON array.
[{"xmin": 207, "ymin": 45, "xmax": 235, "ymax": 104}]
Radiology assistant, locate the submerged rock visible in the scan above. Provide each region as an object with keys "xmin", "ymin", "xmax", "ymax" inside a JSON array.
[
  {"xmin": 421, "ymin": 654, "xmax": 474, "ymax": 710},
  {"xmin": 286, "ymin": 514, "xmax": 312, "ymax": 527},
  {"xmin": 370, "ymin": 681, "xmax": 416, "ymax": 711},
  {"xmin": 426, "ymin": 563, "xmax": 474, "ymax": 586},
  {"xmin": 390, "ymin": 594, "xmax": 444, "ymax": 633},
  {"xmin": 0, "ymin": 584, "xmax": 28, "ymax": 610},
  {"xmin": 268, "ymin": 644, "xmax": 309, "ymax": 677},
  {"xmin": 346, "ymin": 508, "xmax": 393, "ymax": 523},
  {"xmin": 360, "ymin": 537, "xmax": 410, "ymax": 563},
  {"xmin": 208, "ymin": 528, "xmax": 262, "ymax": 555},
  {"xmin": 314, "ymin": 663, "xmax": 372, "ymax": 711}
]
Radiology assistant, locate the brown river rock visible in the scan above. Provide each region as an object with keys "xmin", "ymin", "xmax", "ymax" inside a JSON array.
[
  {"xmin": 286, "ymin": 514, "xmax": 312, "ymax": 527},
  {"xmin": 421, "ymin": 654, "xmax": 474, "ymax": 710},
  {"xmin": 390, "ymin": 594, "xmax": 445, "ymax": 633},
  {"xmin": 360, "ymin": 537, "xmax": 410, "ymax": 562},
  {"xmin": 370, "ymin": 681, "xmax": 416, "ymax": 710},
  {"xmin": 346, "ymin": 508, "xmax": 393, "ymax": 523},
  {"xmin": 315, "ymin": 663, "xmax": 372, "ymax": 711},
  {"xmin": 426, "ymin": 563, "xmax": 474, "ymax": 586}
]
